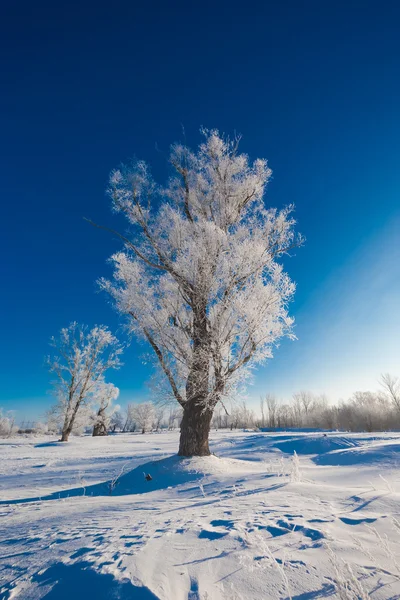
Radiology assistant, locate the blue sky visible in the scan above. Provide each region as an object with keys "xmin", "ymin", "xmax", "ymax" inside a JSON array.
[{"xmin": 1, "ymin": 1, "xmax": 399, "ymax": 422}]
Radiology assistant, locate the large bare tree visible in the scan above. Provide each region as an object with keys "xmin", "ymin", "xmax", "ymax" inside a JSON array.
[{"xmin": 99, "ymin": 130, "xmax": 302, "ymax": 456}]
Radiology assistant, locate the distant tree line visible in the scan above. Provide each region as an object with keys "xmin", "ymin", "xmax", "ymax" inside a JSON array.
[
  {"xmin": 2, "ymin": 373, "xmax": 399, "ymax": 438},
  {"xmin": 209, "ymin": 374, "xmax": 400, "ymax": 432},
  {"xmin": 256, "ymin": 375, "xmax": 400, "ymax": 432}
]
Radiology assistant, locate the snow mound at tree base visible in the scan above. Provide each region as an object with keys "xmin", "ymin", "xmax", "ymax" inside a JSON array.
[{"xmin": 104, "ymin": 454, "xmax": 266, "ymax": 497}]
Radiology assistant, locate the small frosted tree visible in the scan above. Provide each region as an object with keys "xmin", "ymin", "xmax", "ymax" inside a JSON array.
[
  {"xmin": 92, "ymin": 382, "xmax": 119, "ymax": 436},
  {"xmin": 168, "ymin": 406, "xmax": 183, "ymax": 429},
  {"xmin": 133, "ymin": 402, "xmax": 156, "ymax": 433},
  {"xmin": 122, "ymin": 403, "xmax": 137, "ymax": 432},
  {"xmin": 110, "ymin": 410, "xmax": 124, "ymax": 432},
  {"xmin": 47, "ymin": 322, "xmax": 123, "ymax": 441},
  {"xmin": 0, "ymin": 409, "xmax": 16, "ymax": 438},
  {"xmin": 98, "ymin": 130, "xmax": 301, "ymax": 456},
  {"xmin": 153, "ymin": 406, "xmax": 165, "ymax": 431}
]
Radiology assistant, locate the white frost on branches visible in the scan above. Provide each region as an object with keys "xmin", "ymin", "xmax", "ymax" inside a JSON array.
[
  {"xmin": 0, "ymin": 409, "xmax": 16, "ymax": 438},
  {"xmin": 133, "ymin": 402, "xmax": 156, "ymax": 433},
  {"xmin": 100, "ymin": 130, "xmax": 302, "ymax": 419},
  {"xmin": 92, "ymin": 381, "xmax": 120, "ymax": 436},
  {"xmin": 47, "ymin": 322, "xmax": 123, "ymax": 441}
]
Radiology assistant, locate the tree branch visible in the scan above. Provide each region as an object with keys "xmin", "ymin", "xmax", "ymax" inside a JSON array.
[
  {"xmin": 84, "ymin": 218, "xmax": 168, "ymax": 271},
  {"xmin": 129, "ymin": 312, "xmax": 185, "ymax": 407}
]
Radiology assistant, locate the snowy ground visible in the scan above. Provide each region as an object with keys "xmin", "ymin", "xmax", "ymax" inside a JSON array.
[{"xmin": 1, "ymin": 430, "xmax": 400, "ymax": 599}]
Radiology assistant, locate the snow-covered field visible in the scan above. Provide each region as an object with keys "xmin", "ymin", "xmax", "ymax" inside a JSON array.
[{"xmin": 1, "ymin": 430, "xmax": 400, "ymax": 599}]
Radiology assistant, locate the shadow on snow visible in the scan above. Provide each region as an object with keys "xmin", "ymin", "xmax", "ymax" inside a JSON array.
[
  {"xmin": 32, "ymin": 561, "xmax": 158, "ymax": 599},
  {"xmin": 0, "ymin": 456, "xmax": 206, "ymax": 505},
  {"xmin": 313, "ymin": 443, "xmax": 400, "ymax": 466}
]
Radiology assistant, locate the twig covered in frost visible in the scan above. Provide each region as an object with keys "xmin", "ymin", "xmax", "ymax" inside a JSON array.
[
  {"xmin": 235, "ymin": 525, "xmax": 292, "ymax": 599},
  {"xmin": 352, "ymin": 536, "xmax": 375, "ymax": 563},
  {"xmin": 290, "ymin": 451, "xmax": 301, "ymax": 483},
  {"xmin": 393, "ymin": 517, "xmax": 400, "ymax": 533},
  {"xmin": 366, "ymin": 524, "xmax": 400, "ymax": 576},
  {"xmin": 379, "ymin": 473, "xmax": 394, "ymax": 493},
  {"xmin": 277, "ymin": 456, "xmax": 286, "ymax": 478},
  {"xmin": 108, "ymin": 461, "xmax": 129, "ymax": 495},
  {"xmin": 263, "ymin": 543, "xmax": 292, "ymax": 600},
  {"xmin": 351, "ymin": 534, "xmax": 400, "ymax": 581},
  {"xmin": 327, "ymin": 545, "xmax": 369, "ymax": 600}
]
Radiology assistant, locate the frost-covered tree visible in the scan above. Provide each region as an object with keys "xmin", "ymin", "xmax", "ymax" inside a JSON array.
[
  {"xmin": 47, "ymin": 323, "xmax": 123, "ymax": 442},
  {"xmin": 92, "ymin": 382, "xmax": 119, "ymax": 437},
  {"xmin": 99, "ymin": 130, "xmax": 301, "ymax": 456},
  {"xmin": 133, "ymin": 402, "xmax": 156, "ymax": 433},
  {"xmin": 45, "ymin": 404, "xmax": 63, "ymax": 435},
  {"xmin": 168, "ymin": 406, "xmax": 183, "ymax": 430},
  {"xmin": 152, "ymin": 406, "xmax": 165, "ymax": 431},
  {"xmin": 0, "ymin": 409, "xmax": 16, "ymax": 438},
  {"xmin": 110, "ymin": 410, "xmax": 124, "ymax": 432},
  {"xmin": 122, "ymin": 403, "xmax": 137, "ymax": 432}
]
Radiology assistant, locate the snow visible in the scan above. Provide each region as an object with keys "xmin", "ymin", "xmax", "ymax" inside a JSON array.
[{"xmin": 1, "ymin": 430, "xmax": 400, "ymax": 599}]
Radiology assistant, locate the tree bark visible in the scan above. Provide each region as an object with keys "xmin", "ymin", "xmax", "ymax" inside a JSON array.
[
  {"xmin": 93, "ymin": 422, "xmax": 108, "ymax": 436},
  {"xmin": 60, "ymin": 428, "xmax": 71, "ymax": 442},
  {"xmin": 178, "ymin": 402, "xmax": 213, "ymax": 456},
  {"xmin": 60, "ymin": 398, "xmax": 83, "ymax": 442}
]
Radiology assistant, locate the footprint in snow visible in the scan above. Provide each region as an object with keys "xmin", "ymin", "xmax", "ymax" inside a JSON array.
[
  {"xmin": 254, "ymin": 520, "xmax": 324, "ymax": 542},
  {"xmin": 198, "ymin": 529, "xmax": 228, "ymax": 540},
  {"xmin": 256, "ymin": 524, "xmax": 288, "ymax": 537},
  {"xmin": 276, "ymin": 519, "xmax": 324, "ymax": 541},
  {"xmin": 209, "ymin": 519, "xmax": 235, "ymax": 529}
]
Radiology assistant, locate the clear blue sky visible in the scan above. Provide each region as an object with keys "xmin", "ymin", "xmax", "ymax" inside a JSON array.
[{"xmin": 1, "ymin": 0, "xmax": 399, "ymax": 422}]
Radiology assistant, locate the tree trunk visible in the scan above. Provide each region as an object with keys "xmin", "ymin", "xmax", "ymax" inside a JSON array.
[
  {"xmin": 178, "ymin": 299, "xmax": 215, "ymax": 456},
  {"xmin": 60, "ymin": 400, "xmax": 81, "ymax": 442},
  {"xmin": 93, "ymin": 422, "xmax": 108, "ymax": 436},
  {"xmin": 178, "ymin": 402, "xmax": 213, "ymax": 456},
  {"xmin": 60, "ymin": 428, "xmax": 71, "ymax": 442}
]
